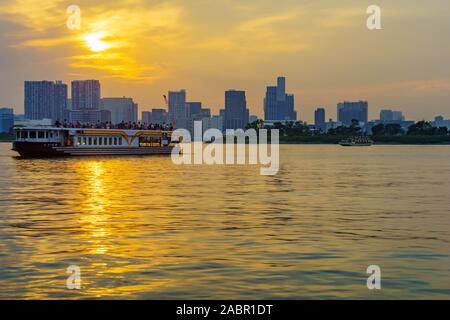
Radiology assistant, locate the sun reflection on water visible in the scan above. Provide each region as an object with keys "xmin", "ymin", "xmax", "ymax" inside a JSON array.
[{"xmin": 1, "ymin": 146, "xmax": 450, "ymax": 299}]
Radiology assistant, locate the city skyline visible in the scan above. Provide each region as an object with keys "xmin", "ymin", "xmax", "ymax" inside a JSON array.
[
  {"xmin": 14, "ymin": 77, "xmax": 450, "ymax": 126},
  {"xmin": 0, "ymin": 0, "xmax": 449, "ymax": 122}
]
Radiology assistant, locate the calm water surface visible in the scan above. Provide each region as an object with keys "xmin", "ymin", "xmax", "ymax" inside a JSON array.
[{"xmin": 0, "ymin": 143, "xmax": 449, "ymax": 299}]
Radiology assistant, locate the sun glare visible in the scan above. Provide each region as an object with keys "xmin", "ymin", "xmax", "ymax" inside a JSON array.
[{"xmin": 82, "ymin": 32, "xmax": 110, "ymax": 52}]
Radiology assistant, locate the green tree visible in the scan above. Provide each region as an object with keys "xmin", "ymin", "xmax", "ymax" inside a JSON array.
[
  {"xmin": 385, "ymin": 124, "xmax": 402, "ymax": 136},
  {"xmin": 371, "ymin": 124, "xmax": 385, "ymax": 136}
]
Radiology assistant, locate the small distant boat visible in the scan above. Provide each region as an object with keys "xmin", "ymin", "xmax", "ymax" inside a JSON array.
[{"xmin": 339, "ymin": 136, "xmax": 373, "ymax": 147}]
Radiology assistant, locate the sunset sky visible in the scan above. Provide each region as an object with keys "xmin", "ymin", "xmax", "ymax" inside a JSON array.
[{"xmin": 0, "ymin": 0, "xmax": 449, "ymax": 122}]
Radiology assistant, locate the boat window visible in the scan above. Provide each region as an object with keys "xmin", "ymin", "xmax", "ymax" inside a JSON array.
[
  {"xmin": 49, "ymin": 132, "xmax": 53, "ymax": 138},
  {"xmin": 88, "ymin": 137, "xmax": 92, "ymax": 145},
  {"xmin": 29, "ymin": 131, "xmax": 36, "ymax": 139},
  {"xmin": 45, "ymin": 131, "xmax": 49, "ymax": 139},
  {"xmin": 99, "ymin": 137, "xmax": 103, "ymax": 145},
  {"xmin": 20, "ymin": 131, "xmax": 26, "ymax": 139},
  {"xmin": 119, "ymin": 137, "xmax": 123, "ymax": 145},
  {"xmin": 38, "ymin": 131, "xmax": 45, "ymax": 139},
  {"xmin": 109, "ymin": 137, "xmax": 112, "ymax": 145},
  {"xmin": 77, "ymin": 137, "xmax": 82, "ymax": 145},
  {"xmin": 113, "ymin": 137, "xmax": 117, "ymax": 145},
  {"xmin": 93, "ymin": 138, "xmax": 97, "ymax": 145}
]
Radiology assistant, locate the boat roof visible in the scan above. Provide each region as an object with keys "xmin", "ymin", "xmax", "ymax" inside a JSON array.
[{"xmin": 14, "ymin": 127, "xmax": 172, "ymax": 134}]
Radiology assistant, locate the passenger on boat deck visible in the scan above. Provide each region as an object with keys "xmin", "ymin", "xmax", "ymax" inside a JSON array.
[{"xmin": 54, "ymin": 120, "xmax": 173, "ymax": 131}]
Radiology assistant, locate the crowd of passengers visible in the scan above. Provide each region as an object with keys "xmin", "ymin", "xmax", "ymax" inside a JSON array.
[{"xmin": 54, "ymin": 120, "xmax": 173, "ymax": 131}]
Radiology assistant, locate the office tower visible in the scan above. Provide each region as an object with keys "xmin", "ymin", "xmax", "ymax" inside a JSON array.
[
  {"xmin": 392, "ymin": 111, "xmax": 404, "ymax": 121},
  {"xmin": 380, "ymin": 109, "xmax": 405, "ymax": 122},
  {"xmin": 276, "ymin": 77, "xmax": 286, "ymax": 102},
  {"xmin": 151, "ymin": 109, "xmax": 167, "ymax": 124},
  {"xmin": 337, "ymin": 101, "xmax": 368, "ymax": 126},
  {"xmin": 286, "ymin": 94, "xmax": 297, "ymax": 120},
  {"xmin": 69, "ymin": 80, "xmax": 102, "ymax": 123},
  {"xmin": 433, "ymin": 116, "xmax": 450, "ymax": 129},
  {"xmin": 24, "ymin": 80, "xmax": 68, "ymax": 121},
  {"xmin": 100, "ymin": 110, "xmax": 112, "ymax": 123},
  {"xmin": 186, "ymin": 102, "xmax": 202, "ymax": 118},
  {"xmin": 54, "ymin": 81, "xmax": 68, "ymax": 121},
  {"xmin": 264, "ymin": 76, "xmax": 297, "ymax": 121},
  {"xmin": 225, "ymin": 90, "xmax": 249, "ymax": 130},
  {"xmin": 142, "ymin": 111, "xmax": 151, "ymax": 124},
  {"xmin": 314, "ymin": 107, "xmax": 326, "ymax": 131},
  {"xmin": 185, "ymin": 102, "xmax": 212, "ymax": 134},
  {"xmin": 168, "ymin": 90, "xmax": 186, "ymax": 127},
  {"xmin": 71, "ymin": 80, "xmax": 100, "ymax": 110},
  {"xmin": 202, "ymin": 115, "xmax": 224, "ymax": 134},
  {"xmin": 100, "ymin": 97, "xmax": 138, "ymax": 124},
  {"xmin": 0, "ymin": 108, "xmax": 14, "ymax": 133}
]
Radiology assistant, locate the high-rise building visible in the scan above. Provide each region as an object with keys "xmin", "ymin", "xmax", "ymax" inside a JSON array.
[
  {"xmin": 69, "ymin": 80, "xmax": 102, "ymax": 123},
  {"xmin": 337, "ymin": 101, "xmax": 368, "ymax": 126},
  {"xmin": 168, "ymin": 90, "xmax": 186, "ymax": 127},
  {"xmin": 100, "ymin": 97, "xmax": 138, "ymax": 124},
  {"xmin": 286, "ymin": 94, "xmax": 296, "ymax": 120},
  {"xmin": 276, "ymin": 77, "xmax": 286, "ymax": 102},
  {"xmin": 264, "ymin": 76, "xmax": 297, "ymax": 121},
  {"xmin": 433, "ymin": 116, "xmax": 450, "ymax": 129},
  {"xmin": 314, "ymin": 107, "xmax": 326, "ymax": 131},
  {"xmin": 185, "ymin": 102, "xmax": 212, "ymax": 134},
  {"xmin": 142, "ymin": 108, "xmax": 167, "ymax": 125},
  {"xmin": 186, "ymin": 102, "xmax": 202, "ymax": 118},
  {"xmin": 100, "ymin": 110, "xmax": 112, "ymax": 123},
  {"xmin": 225, "ymin": 90, "xmax": 249, "ymax": 130},
  {"xmin": 202, "ymin": 115, "xmax": 224, "ymax": 133},
  {"xmin": 54, "ymin": 81, "xmax": 68, "ymax": 121},
  {"xmin": 0, "ymin": 108, "xmax": 14, "ymax": 133},
  {"xmin": 24, "ymin": 81, "xmax": 68, "ymax": 121},
  {"xmin": 142, "ymin": 111, "xmax": 151, "ymax": 124},
  {"xmin": 380, "ymin": 109, "xmax": 405, "ymax": 122},
  {"xmin": 151, "ymin": 108, "xmax": 167, "ymax": 124},
  {"xmin": 71, "ymin": 80, "xmax": 100, "ymax": 110}
]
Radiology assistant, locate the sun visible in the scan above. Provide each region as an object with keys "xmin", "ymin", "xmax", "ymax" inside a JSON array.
[{"xmin": 82, "ymin": 32, "xmax": 110, "ymax": 52}]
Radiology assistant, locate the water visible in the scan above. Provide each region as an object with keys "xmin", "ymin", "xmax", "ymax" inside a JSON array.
[{"xmin": 0, "ymin": 143, "xmax": 449, "ymax": 299}]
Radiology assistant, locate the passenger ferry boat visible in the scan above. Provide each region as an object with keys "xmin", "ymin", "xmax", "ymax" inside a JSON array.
[
  {"xmin": 12, "ymin": 127, "xmax": 176, "ymax": 157},
  {"xmin": 339, "ymin": 136, "xmax": 374, "ymax": 147}
]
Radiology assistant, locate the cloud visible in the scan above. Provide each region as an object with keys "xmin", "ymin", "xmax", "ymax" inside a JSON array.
[
  {"xmin": 197, "ymin": 9, "xmax": 310, "ymax": 53},
  {"xmin": 0, "ymin": 0, "xmax": 183, "ymax": 80}
]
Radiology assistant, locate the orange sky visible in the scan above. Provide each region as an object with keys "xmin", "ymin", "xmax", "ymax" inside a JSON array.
[{"xmin": 0, "ymin": 0, "xmax": 449, "ymax": 122}]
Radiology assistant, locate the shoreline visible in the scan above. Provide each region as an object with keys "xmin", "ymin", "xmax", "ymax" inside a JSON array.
[
  {"xmin": 280, "ymin": 142, "xmax": 450, "ymax": 145},
  {"xmin": 2, "ymin": 140, "xmax": 449, "ymax": 145}
]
